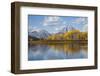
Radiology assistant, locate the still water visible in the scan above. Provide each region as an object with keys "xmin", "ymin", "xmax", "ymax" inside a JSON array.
[{"xmin": 28, "ymin": 43, "xmax": 88, "ymax": 61}]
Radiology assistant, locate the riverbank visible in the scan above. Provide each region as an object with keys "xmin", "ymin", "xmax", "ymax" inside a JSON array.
[{"xmin": 29, "ymin": 40, "xmax": 87, "ymax": 44}]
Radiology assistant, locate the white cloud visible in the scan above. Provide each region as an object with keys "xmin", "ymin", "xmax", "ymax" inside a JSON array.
[
  {"xmin": 55, "ymin": 27, "xmax": 59, "ymax": 31},
  {"xmin": 28, "ymin": 26, "xmax": 40, "ymax": 32},
  {"xmin": 72, "ymin": 17, "xmax": 88, "ymax": 25},
  {"xmin": 54, "ymin": 25, "xmax": 66, "ymax": 32},
  {"xmin": 47, "ymin": 16, "xmax": 59, "ymax": 22},
  {"xmin": 43, "ymin": 16, "xmax": 61, "ymax": 26}
]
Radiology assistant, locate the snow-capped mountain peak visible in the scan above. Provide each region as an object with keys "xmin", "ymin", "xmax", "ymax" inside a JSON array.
[
  {"xmin": 29, "ymin": 29, "xmax": 51, "ymax": 39},
  {"xmin": 59, "ymin": 25, "xmax": 76, "ymax": 33}
]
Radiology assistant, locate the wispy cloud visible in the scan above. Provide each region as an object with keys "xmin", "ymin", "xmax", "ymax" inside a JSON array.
[
  {"xmin": 43, "ymin": 16, "xmax": 61, "ymax": 26},
  {"xmin": 72, "ymin": 17, "xmax": 88, "ymax": 25},
  {"xmin": 28, "ymin": 26, "xmax": 40, "ymax": 32}
]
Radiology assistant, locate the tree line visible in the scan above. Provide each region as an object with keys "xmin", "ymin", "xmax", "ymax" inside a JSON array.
[{"xmin": 46, "ymin": 30, "xmax": 87, "ymax": 40}]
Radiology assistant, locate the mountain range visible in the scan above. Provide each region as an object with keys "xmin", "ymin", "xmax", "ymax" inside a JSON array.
[
  {"xmin": 57, "ymin": 25, "xmax": 76, "ymax": 34},
  {"xmin": 28, "ymin": 29, "xmax": 51, "ymax": 40},
  {"xmin": 28, "ymin": 25, "xmax": 76, "ymax": 40}
]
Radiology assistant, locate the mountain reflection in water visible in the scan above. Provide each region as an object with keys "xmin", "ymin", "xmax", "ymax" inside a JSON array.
[{"xmin": 28, "ymin": 43, "xmax": 88, "ymax": 61}]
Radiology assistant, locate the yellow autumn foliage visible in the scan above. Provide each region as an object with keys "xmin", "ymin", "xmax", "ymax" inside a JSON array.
[{"xmin": 47, "ymin": 30, "xmax": 88, "ymax": 40}]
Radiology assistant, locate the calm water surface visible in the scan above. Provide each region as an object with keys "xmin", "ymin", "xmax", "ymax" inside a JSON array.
[{"xmin": 28, "ymin": 43, "xmax": 88, "ymax": 61}]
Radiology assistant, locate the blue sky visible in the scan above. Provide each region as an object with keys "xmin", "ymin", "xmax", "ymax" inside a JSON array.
[{"xmin": 28, "ymin": 15, "xmax": 88, "ymax": 33}]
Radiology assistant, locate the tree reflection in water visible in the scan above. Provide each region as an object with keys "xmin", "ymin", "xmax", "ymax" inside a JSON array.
[{"xmin": 28, "ymin": 43, "xmax": 88, "ymax": 61}]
